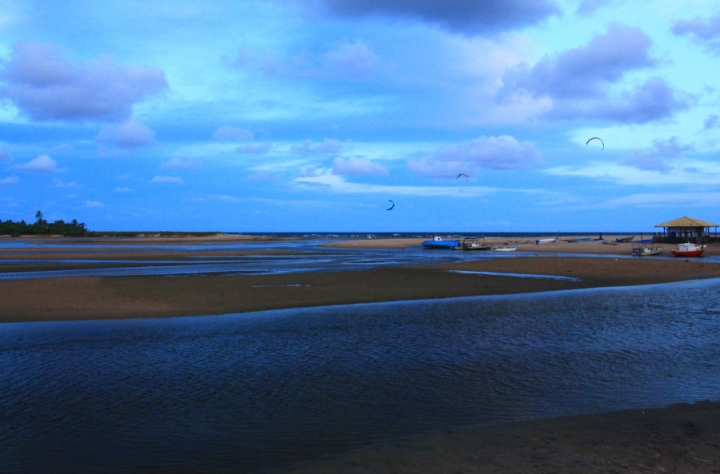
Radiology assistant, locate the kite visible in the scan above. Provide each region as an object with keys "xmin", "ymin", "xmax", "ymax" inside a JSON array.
[
  {"xmin": 456, "ymin": 173, "xmax": 469, "ymax": 182},
  {"xmin": 386, "ymin": 200, "xmax": 395, "ymax": 211},
  {"xmin": 586, "ymin": 137, "xmax": 604, "ymax": 150}
]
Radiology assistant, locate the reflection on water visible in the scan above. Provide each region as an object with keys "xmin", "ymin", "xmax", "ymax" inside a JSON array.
[{"xmin": 2, "ymin": 279, "xmax": 720, "ymax": 473}]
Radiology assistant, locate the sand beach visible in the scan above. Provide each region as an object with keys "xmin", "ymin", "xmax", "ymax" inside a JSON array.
[{"xmin": 2, "ymin": 234, "xmax": 720, "ymax": 472}]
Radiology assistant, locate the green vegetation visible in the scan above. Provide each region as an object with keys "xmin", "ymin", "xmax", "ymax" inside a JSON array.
[
  {"xmin": 0, "ymin": 211, "xmax": 88, "ymax": 237},
  {"xmin": 1, "ymin": 211, "xmax": 223, "ymax": 238}
]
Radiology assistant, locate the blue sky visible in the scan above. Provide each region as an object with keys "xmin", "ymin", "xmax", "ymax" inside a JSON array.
[{"xmin": 1, "ymin": 0, "xmax": 720, "ymax": 232}]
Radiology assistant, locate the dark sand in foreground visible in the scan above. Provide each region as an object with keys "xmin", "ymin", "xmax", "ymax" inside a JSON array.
[{"xmin": 3, "ymin": 236, "xmax": 720, "ymax": 472}]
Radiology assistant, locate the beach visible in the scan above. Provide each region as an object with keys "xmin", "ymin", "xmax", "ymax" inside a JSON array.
[
  {"xmin": 3, "ymin": 236, "xmax": 720, "ymax": 323},
  {"xmin": 2, "ymin": 235, "xmax": 720, "ymax": 472}
]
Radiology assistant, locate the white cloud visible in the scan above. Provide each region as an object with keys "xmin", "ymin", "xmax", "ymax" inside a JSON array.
[
  {"xmin": 15, "ymin": 154, "xmax": 62, "ymax": 172},
  {"xmin": 85, "ymin": 200, "xmax": 104, "ymax": 207},
  {"xmin": 114, "ymin": 187, "xmax": 134, "ymax": 192},
  {"xmin": 292, "ymin": 139, "xmax": 343, "ymax": 156},
  {"xmin": 294, "ymin": 172, "xmax": 496, "ymax": 197},
  {"xmin": 545, "ymin": 160, "xmax": 720, "ymax": 185},
  {"xmin": 0, "ymin": 41, "xmax": 167, "ymax": 123},
  {"xmin": 52, "ymin": 178, "xmax": 78, "ymax": 187},
  {"xmin": 160, "ymin": 157, "xmax": 203, "ymax": 169},
  {"xmin": 151, "ymin": 175, "xmax": 184, "ymax": 184},
  {"xmin": 96, "ymin": 120, "xmax": 156, "ymax": 148},
  {"xmin": 408, "ymin": 135, "xmax": 540, "ymax": 178},
  {"xmin": 332, "ymin": 156, "xmax": 388, "ymax": 176},
  {"xmin": 212, "ymin": 126, "xmax": 253, "ymax": 141},
  {"xmin": 236, "ymin": 143, "xmax": 272, "ymax": 154},
  {"xmin": 0, "ymin": 175, "xmax": 19, "ymax": 185}
]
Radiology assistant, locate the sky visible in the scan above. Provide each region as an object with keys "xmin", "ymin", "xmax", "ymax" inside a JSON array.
[{"xmin": 1, "ymin": 0, "xmax": 720, "ymax": 232}]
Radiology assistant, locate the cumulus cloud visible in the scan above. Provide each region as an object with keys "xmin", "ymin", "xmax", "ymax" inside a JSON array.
[
  {"xmin": 0, "ymin": 175, "xmax": 19, "ymax": 185},
  {"xmin": 236, "ymin": 143, "xmax": 272, "ymax": 154},
  {"xmin": 212, "ymin": 126, "xmax": 254, "ymax": 141},
  {"xmin": 114, "ymin": 186, "xmax": 134, "ymax": 192},
  {"xmin": 619, "ymin": 137, "xmax": 693, "ymax": 174},
  {"xmin": 85, "ymin": 200, "xmax": 104, "ymax": 208},
  {"xmin": 234, "ymin": 41, "xmax": 380, "ymax": 81},
  {"xmin": 95, "ymin": 120, "xmax": 156, "ymax": 148},
  {"xmin": 310, "ymin": 0, "xmax": 560, "ymax": 35},
  {"xmin": 407, "ymin": 135, "xmax": 540, "ymax": 178},
  {"xmin": 292, "ymin": 139, "xmax": 343, "ymax": 156},
  {"xmin": 332, "ymin": 156, "xmax": 388, "ymax": 176},
  {"xmin": 160, "ymin": 157, "xmax": 203, "ymax": 169},
  {"xmin": 151, "ymin": 176, "xmax": 184, "ymax": 184},
  {"xmin": 672, "ymin": 14, "xmax": 720, "ymax": 54},
  {"xmin": 0, "ymin": 41, "xmax": 168, "ymax": 122},
  {"xmin": 15, "ymin": 154, "xmax": 61, "ymax": 172},
  {"xmin": 497, "ymin": 23, "xmax": 689, "ymax": 123}
]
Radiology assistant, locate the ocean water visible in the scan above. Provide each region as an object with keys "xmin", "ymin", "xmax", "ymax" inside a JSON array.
[{"xmin": 2, "ymin": 279, "xmax": 720, "ymax": 473}]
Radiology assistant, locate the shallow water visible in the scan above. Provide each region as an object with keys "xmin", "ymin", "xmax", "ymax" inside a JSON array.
[
  {"xmin": 0, "ymin": 238, "xmax": 670, "ymax": 281},
  {"xmin": 2, "ymin": 279, "xmax": 720, "ymax": 473}
]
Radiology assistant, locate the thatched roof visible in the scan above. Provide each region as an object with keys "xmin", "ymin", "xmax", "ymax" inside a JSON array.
[{"xmin": 655, "ymin": 216, "xmax": 719, "ymax": 228}]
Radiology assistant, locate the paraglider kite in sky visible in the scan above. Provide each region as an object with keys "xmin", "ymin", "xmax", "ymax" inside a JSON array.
[
  {"xmin": 456, "ymin": 173, "xmax": 469, "ymax": 182},
  {"xmin": 586, "ymin": 137, "xmax": 604, "ymax": 150},
  {"xmin": 386, "ymin": 200, "xmax": 395, "ymax": 211}
]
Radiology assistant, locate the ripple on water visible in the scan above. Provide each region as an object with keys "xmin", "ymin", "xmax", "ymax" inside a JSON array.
[{"xmin": 1, "ymin": 279, "xmax": 720, "ymax": 473}]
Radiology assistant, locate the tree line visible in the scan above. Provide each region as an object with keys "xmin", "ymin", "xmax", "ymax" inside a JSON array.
[{"xmin": 0, "ymin": 211, "xmax": 88, "ymax": 237}]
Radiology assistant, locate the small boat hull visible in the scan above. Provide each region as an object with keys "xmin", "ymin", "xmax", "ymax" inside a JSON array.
[
  {"xmin": 671, "ymin": 243, "xmax": 706, "ymax": 258},
  {"xmin": 422, "ymin": 240, "xmax": 460, "ymax": 249},
  {"xmin": 632, "ymin": 246, "xmax": 663, "ymax": 257},
  {"xmin": 492, "ymin": 246, "xmax": 517, "ymax": 252},
  {"xmin": 672, "ymin": 249, "xmax": 705, "ymax": 257},
  {"xmin": 535, "ymin": 238, "xmax": 558, "ymax": 245}
]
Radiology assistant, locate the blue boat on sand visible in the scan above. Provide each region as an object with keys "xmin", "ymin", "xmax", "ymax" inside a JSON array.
[{"xmin": 421, "ymin": 236, "xmax": 460, "ymax": 249}]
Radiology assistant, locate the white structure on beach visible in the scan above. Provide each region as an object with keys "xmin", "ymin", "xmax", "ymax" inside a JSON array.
[{"xmin": 655, "ymin": 216, "xmax": 719, "ymax": 240}]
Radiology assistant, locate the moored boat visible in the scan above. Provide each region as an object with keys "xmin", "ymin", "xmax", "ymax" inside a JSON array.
[
  {"xmin": 535, "ymin": 237, "xmax": 558, "ymax": 245},
  {"xmin": 671, "ymin": 242, "xmax": 706, "ymax": 258},
  {"xmin": 421, "ymin": 236, "xmax": 460, "ymax": 249},
  {"xmin": 458, "ymin": 238, "xmax": 491, "ymax": 250},
  {"xmin": 616, "ymin": 236, "xmax": 634, "ymax": 243},
  {"xmin": 632, "ymin": 240, "xmax": 663, "ymax": 257},
  {"xmin": 492, "ymin": 246, "xmax": 517, "ymax": 252}
]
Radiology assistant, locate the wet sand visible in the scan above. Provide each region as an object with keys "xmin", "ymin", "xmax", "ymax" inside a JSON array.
[
  {"xmin": 282, "ymin": 401, "xmax": 720, "ymax": 473},
  {"xmin": 3, "ymin": 236, "xmax": 720, "ymax": 471},
  {"xmin": 3, "ymin": 255, "xmax": 720, "ymax": 323}
]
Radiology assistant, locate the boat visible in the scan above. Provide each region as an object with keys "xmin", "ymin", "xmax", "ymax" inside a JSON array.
[
  {"xmin": 671, "ymin": 242, "xmax": 706, "ymax": 258},
  {"xmin": 535, "ymin": 237, "xmax": 558, "ymax": 245},
  {"xmin": 458, "ymin": 238, "xmax": 491, "ymax": 251},
  {"xmin": 492, "ymin": 246, "xmax": 517, "ymax": 252},
  {"xmin": 632, "ymin": 240, "xmax": 663, "ymax": 257},
  {"xmin": 421, "ymin": 236, "xmax": 460, "ymax": 249},
  {"xmin": 568, "ymin": 237, "xmax": 593, "ymax": 242},
  {"xmin": 616, "ymin": 236, "xmax": 634, "ymax": 243}
]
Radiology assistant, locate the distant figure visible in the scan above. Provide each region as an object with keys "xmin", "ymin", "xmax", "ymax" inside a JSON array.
[
  {"xmin": 386, "ymin": 200, "xmax": 395, "ymax": 211},
  {"xmin": 457, "ymin": 173, "xmax": 469, "ymax": 182},
  {"xmin": 586, "ymin": 137, "xmax": 604, "ymax": 150}
]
